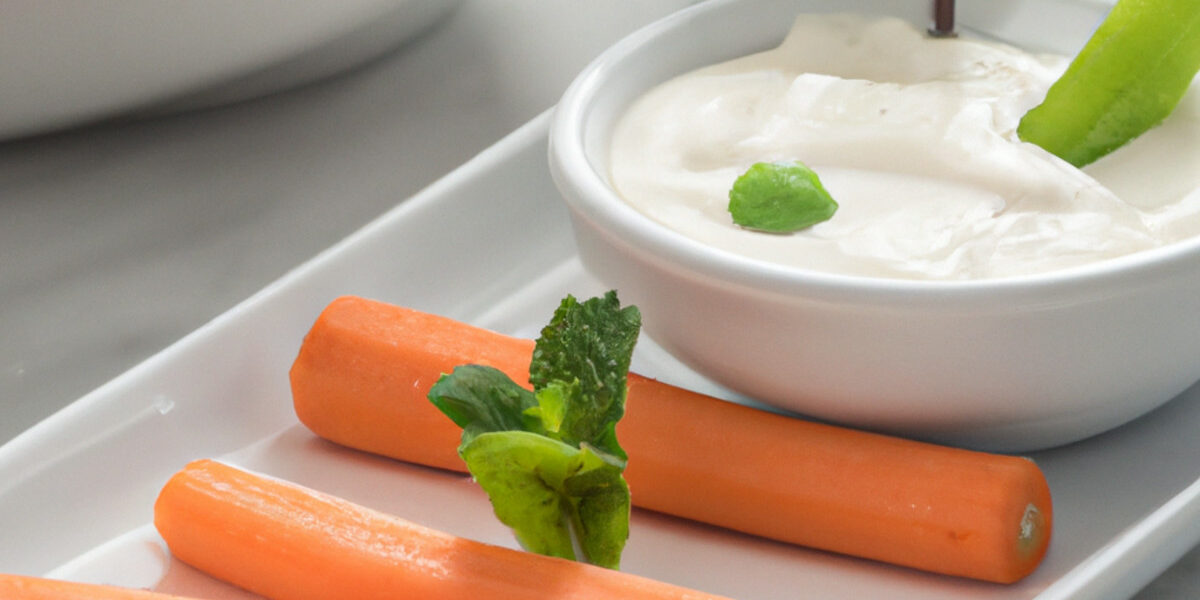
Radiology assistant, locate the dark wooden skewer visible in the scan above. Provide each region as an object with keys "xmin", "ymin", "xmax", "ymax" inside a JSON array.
[{"xmin": 929, "ymin": 0, "xmax": 957, "ymax": 38}]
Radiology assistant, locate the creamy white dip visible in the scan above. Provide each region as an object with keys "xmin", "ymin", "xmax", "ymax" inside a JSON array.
[{"xmin": 608, "ymin": 14, "xmax": 1200, "ymax": 280}]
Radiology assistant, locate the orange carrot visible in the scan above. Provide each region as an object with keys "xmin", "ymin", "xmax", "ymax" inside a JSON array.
[
  {"xmin": 154, "ymin": 459, "xmax": 730, "ymax": 600},
  {"xmin": 290, "ymin": 296, "xmax": 1053, "ymax": 583},
  {"xmin": 0, "ymin": 573, "xmax": 196, "ymax": 600}
]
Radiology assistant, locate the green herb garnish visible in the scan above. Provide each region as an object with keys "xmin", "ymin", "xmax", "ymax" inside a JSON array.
[
  {"xmin": 1017, "ymin": 0, "xmax": 1200, "ymax": 167},
  {"xmin": 428, "ymin": 291, "xmax": 641, "ymax": 569},
  {"xmin": 728, "ymin": 161, "xmax": 838, "ymax": 232}
]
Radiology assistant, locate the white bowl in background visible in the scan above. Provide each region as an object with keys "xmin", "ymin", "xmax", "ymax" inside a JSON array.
[
  {"xmin": 0, "ymin": 0, "xmax": 461, "ymax": 140},
  {"xmin": 549, "ymin": 0, "xmax": 1200, "ymax": 452}
]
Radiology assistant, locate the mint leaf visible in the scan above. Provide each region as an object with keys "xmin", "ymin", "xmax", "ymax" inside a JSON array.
[
  {"xmin": 567, "ymin": 444, "xmax": 631, "ymax": 568},
  {"xmin": 459, "ymin": 431, "xmax": 584, "ymax": 561},
  {"xmin": 530, "ymin": 291, "xmax": 640, "ymax": 459},
  {"xmin": 428, "ymin": 291, "xmax": 640, "ymax": 568},
  {"xmin": 728, "ymin": 161, "xmax": 838, "ymax": 232},
  {"xmin": 428, "ymin": 364, "xmax": 542, "ymax": 445}
]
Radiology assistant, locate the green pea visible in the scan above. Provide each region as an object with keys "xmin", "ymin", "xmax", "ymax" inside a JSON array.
[{"xmin": 728, "ymin": 161, "xmax": 838, "ymax": 233}]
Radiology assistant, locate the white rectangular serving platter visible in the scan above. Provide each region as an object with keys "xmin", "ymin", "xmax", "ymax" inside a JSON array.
[{"xmin": 1, "ymin": 112, "xmax": 1198, "ymax": 600}]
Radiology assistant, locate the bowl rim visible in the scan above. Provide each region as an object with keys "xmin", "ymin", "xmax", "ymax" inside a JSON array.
[{"xmin": 548, "ymin": 0, "xmax": 1200, "ymax": 306}]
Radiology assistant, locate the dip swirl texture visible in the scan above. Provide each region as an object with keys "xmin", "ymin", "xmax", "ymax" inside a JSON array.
[{"xmin": 608, "ymin": 14, "xmax": 1200, "ymax": 280}]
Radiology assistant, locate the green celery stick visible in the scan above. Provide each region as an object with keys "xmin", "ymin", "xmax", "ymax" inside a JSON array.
[{"xmin": 1017, "ymin": 0, "xmax": 1200, "ymax": 167}]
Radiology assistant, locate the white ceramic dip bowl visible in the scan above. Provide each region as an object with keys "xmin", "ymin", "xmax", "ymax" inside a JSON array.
[{"xmin": 548, "ymin": 0, "xmax": 1200, "ymax": 452}]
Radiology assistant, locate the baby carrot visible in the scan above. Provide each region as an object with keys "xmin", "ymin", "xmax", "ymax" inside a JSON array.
[
  {"xmin": 154, "ymin": 459, "xmax": 731, "ymax": 600},
  {"xmin": 290, "ymin": 296, "xmax": 1053, "ymax": 583},
  {"xmin": 0, "ymin": 573, "xmax": 196, "ymax": 600}
]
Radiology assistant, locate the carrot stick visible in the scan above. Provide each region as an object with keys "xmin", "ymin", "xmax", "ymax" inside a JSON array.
[
  {"xmin": 0, "ymin": 573, "xmax": 196, "ymax": 600},
  {"xmin": 290, "ymin": 296, "xmax": 1053, "ymax": 583},
  {"xmin": 154, "ymin": 459, "xmax": 731, "ymax": 600}
]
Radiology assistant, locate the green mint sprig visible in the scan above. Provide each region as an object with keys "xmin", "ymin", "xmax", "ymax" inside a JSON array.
[{"xmin": 428, "ymin": 291, "xmax": 641, "ymax": 569}]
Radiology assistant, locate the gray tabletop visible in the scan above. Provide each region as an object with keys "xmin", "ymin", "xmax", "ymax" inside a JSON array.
[{"xmin": 0, "ymin": 1, "xmax": 1194, "ymax": 596}]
